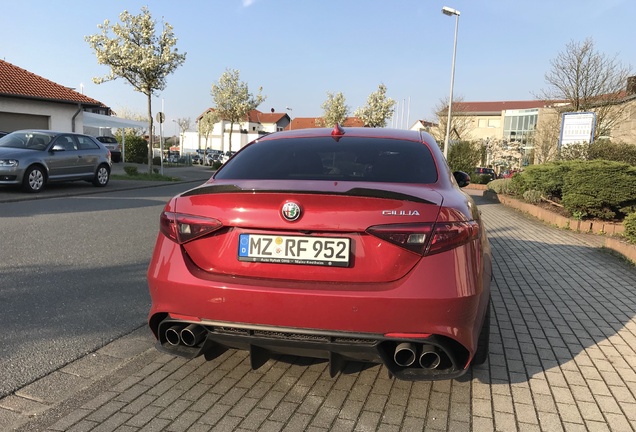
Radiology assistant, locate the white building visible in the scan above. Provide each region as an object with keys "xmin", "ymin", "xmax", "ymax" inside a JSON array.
[{"xmin": 183, "ymin": 109, "xmax": 291, "ymax": 154}]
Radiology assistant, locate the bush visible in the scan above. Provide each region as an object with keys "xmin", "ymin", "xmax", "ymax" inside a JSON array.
[
  {"xmin": 122, "ymin": 135, "xmax": 148, "ymax": 164},
  {"xmin": 497, "ymin": 160, "xmax": 636, "ymax": 221},
  {"xmin": 511, "ymin": 161, "xmax": 576, "ymax": 199},
  {"xmin": 123, "ymin": 165, "xmax": 139, "ymax": 176},
  {"xmin": 447, "ymin": 141, "xmax": 481, "ymax": 174},
  {"xmin": 589, "ymin": 140, "xmax": 636, "ymax": 166},
  {"xmin": 153, "ymin": 156, "xmax": 162, "ymax": 166},
  {"xmin": 474, "ymin": 174, "xmax": 492, "ymax": 185},
  {"xmin": 624, "ymin": 212, "xmax": 636, "ymax": 243},
  {"xmin": 523, "ymin": 190, "xmax": 543, "ymax": 204},
  {"xmin": 561, "ymin": 160, "xmax": 636, "ymax": 220},
  {"xmin": 557, "ymin": 140, "xmax": 636, "ymax": 166},
  {"xmin": 488, "ymin": 178, "xmax": 514, "ymax": 195}
]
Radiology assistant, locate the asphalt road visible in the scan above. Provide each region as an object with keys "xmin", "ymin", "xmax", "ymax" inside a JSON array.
[{"xmin": 0, "ymin": 181, "xmax": 199, "ymax": 398}]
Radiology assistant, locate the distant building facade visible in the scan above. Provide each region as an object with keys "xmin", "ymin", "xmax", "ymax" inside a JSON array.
[
  {"xmin": 416, "ymin": 80, "xmax": 636, "ymax": 169},
  {"xmin": 186, "ymin": 109, "xmax": 363, "ymax": 154}
]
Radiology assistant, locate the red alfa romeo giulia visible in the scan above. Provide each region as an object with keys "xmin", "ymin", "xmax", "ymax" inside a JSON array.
[{"xmin": 147, "ymin": 126, "xmax": 492, "ymax": 381}]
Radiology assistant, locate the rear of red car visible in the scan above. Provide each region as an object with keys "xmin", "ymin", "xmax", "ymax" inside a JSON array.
[{"xmin": 148, "ymin": 127, "xmax": 491, "ymax": 380}]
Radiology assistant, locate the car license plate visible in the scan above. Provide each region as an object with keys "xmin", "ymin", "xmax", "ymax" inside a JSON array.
[{"xmin": 238, "ymin": 234, "xmax": 350, "ymax": 267}]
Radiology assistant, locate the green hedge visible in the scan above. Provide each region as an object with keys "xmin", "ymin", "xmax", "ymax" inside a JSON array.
[
  {"xmin": 510, "ymin": 161, "xmax": 576, "ymax": 198},
  {"xmin": 122, "ymin": 135, "xmax": 148, "ymax": 164},
  {"xmin": 488, "ymin": 178, "xmax": 514, "ymax": 195},
  {"xmin": 624, "ymin": 212, "xmax": 636, "ymax": 243},
  {"xmin": 474, "ymin": 174, "xmax": 492, "ymax": 185},
  {"xmin": 589, "ymin": 140, "xmax": 636, "ymax": 166},
  {"xmin": 491, "ymin": 160, "xmax": 636, "ymax": 221},
  {"xmin": 561, "ymin": 160, "xmax": 636, "ymax": 220}
]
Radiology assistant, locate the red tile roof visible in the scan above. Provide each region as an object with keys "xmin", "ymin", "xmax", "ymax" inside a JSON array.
[
  {"xmin": 196, "ymin": 108, "xmax": 288, "ymax": 124},
  {"xmin": 246, "ymin": 110, "xmax": 289, "ymax": 124},
  {"xmin": 0, "ymin": 59, "xmax": 105, "ymax": 106},
  {"xmin": 287, "ymin": 117, "xmax": 364, "ymax": 130},
  {"xmin": 195, "ymin": 107, "xmax": 363, "ymax": 130},
  {"xmin": 454, "ymin": 100, "xmax": 549, "ymax": 113}
]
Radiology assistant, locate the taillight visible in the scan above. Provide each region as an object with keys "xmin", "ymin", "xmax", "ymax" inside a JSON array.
[
  {"xmin": 160, "ymin": 211, "xmax": 222, "ymax": 244},
  {"xmin": 428, "ymin": 221, "xmax": 479, "ymax": 255},
  {"xmin": 366, "ymin": 224, "xmax": 434, "ymax": 255},
  {"xmin": 367, "ymin": 221, "xmax": 479, "ymax": 256}
]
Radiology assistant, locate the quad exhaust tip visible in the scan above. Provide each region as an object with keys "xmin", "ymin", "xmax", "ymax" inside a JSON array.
[
  {"xmin": 181, "ymin": 324, "xmax": 207, "ymax": 347},
  {"xmin": 164, "ymin": 323, "xmax": 207, "ymax": 347},
  {"xmin": 165, "ymin": 325, "xmax": 182, "ymax": 346},
  {"xmin": 393, "ymin": 342, "xmax": 449, "ymax": 370}
]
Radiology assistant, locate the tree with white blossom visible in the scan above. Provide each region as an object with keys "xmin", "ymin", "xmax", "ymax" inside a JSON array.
[
  {"xmin": 354, "ymin": 84, "xmax": 396, "ymax": 128},
  {"xmin": 198, "ymin": 110, "xmax": 220, "ymax": 153},
  {"xmin": 317, "ymin": 92, "xmax": 349, "ymax": 127},
  {"xmin": 85, "ymin": 7, "xmax": 186, "ymax": 173},
  {"xmin": 211, "ymin": 69, "xmax": 265, "ymax": 150}
]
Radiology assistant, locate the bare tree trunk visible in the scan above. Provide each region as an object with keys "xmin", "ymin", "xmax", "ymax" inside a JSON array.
[{"xmin": 147, "ymin": 94, "xmax": 154, "ymax": 174}]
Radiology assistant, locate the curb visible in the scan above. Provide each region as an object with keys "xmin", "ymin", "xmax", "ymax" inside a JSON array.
[{"xmin": 486, "ymin": 191, "xmax": 636, "ymax": 264}]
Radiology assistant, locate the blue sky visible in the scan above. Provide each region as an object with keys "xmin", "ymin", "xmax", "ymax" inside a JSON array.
[{"xmin": 2, "ymin": 0, "xmax": 635, "ymax": 132}]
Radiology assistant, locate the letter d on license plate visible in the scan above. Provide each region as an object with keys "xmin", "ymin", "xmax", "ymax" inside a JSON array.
[{"xmin": 238, "ymin": 234, "xmax": 350, "ymax": 267}]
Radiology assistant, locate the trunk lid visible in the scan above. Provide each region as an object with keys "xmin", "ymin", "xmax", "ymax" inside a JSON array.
[{"xmin": 175, "ymin": 180, "xmax": 444, "ymax": 283}]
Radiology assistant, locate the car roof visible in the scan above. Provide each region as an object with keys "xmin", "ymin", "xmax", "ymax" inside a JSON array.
[
  {"xmin": 11, "ymin": 129, "xmax": 88, "ymax": 137},
  {"xmin": 256, "ymin": 126, "xmax": 429, "ymax": 143}
]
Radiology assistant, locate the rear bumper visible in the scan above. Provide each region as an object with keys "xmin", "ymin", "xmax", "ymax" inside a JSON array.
[
  {"xmin": 147, "ymin": 235, "xmax": 490, "ymax": 380},
  {"xmin": 154, "ymin": 318, "xmax": 472, "ymax": 380}
]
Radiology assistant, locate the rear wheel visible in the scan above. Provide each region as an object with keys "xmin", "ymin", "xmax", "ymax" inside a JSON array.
[
  {"xmin": 22, "ymin": 166, "xmax": 46, "ymax": 193},
  {"xmin": 472, "ymin": 298, "xmax": 490, "ymax": 366},
  {"xmin": 92, "ymin": 164, "xmax": 110, "ymax": 187}
]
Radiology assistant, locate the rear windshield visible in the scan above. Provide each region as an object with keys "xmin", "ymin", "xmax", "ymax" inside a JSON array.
[{"xmin": 214, "ymin": 137, "xmax": 438, "ymax": 183}]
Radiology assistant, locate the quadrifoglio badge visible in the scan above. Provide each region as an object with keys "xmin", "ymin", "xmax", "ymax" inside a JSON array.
[{"xmin": 281, "ymin": 202, "xmax": 301, "ymax": 221}]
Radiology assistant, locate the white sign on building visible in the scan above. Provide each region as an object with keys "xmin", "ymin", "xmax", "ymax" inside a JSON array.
[{"xmin": 559, "ymin": 112, "xmax": 596, "ymax": 147}]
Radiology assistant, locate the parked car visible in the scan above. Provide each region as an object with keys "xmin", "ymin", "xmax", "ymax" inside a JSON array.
[
  {"xmin": 474, "ymin": 167, "xmax": 496, "ymax": 181},
  {"xmin": 501, "ymin": 169, "xmax": 519, "ymax": 179},
  {"xmin": 147, "ymin": 126, "xmax": 492, "ymax": 381},
  {"xmin": 191, "ymin": 154, "xmax": 202, "ymax": 165},
  {"xmin": 0, "ymin": 130, "xmax": 112, "ymax": 193},
  {"xmin": 96, "ymin": 136, "xmax": 122, "ymax": 162},
  {"xmin": 220, "ymin": 150, "xmax": 236, "ymax": 164},
  {"xmin": 204, "ymin": 150, "xmax": 222, "ymax": 166}
]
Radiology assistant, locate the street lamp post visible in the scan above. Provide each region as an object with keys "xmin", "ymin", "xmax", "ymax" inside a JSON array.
[{"xmin": 442, "ymin": 6, "xmax": 460, "ymax": 160}]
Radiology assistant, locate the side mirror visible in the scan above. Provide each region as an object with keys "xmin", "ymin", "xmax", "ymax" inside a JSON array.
[
  {"xmin": 50, "ymin": 144, "xmax": 65, "ymax": 152},
  {"xmin": 453, "ymin": 171, "xmax": 471, "ymax": 188}
]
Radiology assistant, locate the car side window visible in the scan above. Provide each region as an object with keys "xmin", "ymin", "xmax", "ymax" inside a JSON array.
[
  {"xmin": 57, "ymin": 136, "xmax": 78, "ymax": 151},
  {"xmin": 77, "ymin": 136, "xmax": 99, "ymax": 150},
  {"xmin": 27, "ymin": 135, "xmax": 50, "ymax": 150}
]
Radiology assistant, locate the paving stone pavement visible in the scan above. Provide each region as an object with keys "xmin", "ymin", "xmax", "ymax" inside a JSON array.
[{"xmin": 1, "ymin": 192, "xmax": 635, "ymax": 431}]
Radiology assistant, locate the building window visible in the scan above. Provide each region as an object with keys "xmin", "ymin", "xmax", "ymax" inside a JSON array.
[{"xmin": 503, "ymin": 109, "xmax": 538, "ymax": 145}]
